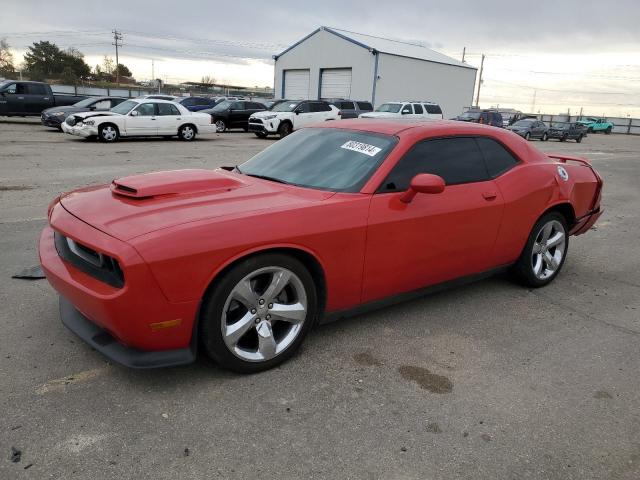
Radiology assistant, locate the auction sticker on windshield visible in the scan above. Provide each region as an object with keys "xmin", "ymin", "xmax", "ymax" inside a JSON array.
[{"xmin": 341, "ymin": 140, "xmax": 382, "ymax": 157}]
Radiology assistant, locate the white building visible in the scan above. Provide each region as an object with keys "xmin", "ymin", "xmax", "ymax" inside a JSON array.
[{"xmin": 273, "ymin": 27, "xmax": 478, "ymax": 118}]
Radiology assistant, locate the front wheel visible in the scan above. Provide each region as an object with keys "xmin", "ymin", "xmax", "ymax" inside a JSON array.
[
  {"xmin": 200, "ymin": 253, "xmax": 318, "ymax": 373},
  {"xmin": 215, "ymin": 119, "xmax": 226, "ymax": 133},
  {"xmin": 278, "ymin": 122, "xmax": 292, "ymax": 139},
  {"xmin": 98, "ymin": 124, "xmax": 119, "ymax": 142},
  {"xmin": 605, "ymin": 126, "xmax": 612, "ymax": 135},
  {"xmin": 560, "ymin": 135, "xmax": 567, "ymax": 142},
  {"xmin": 512, "ymin": 212, "xmax": 568, "ymax": 288},
  {"xmin": 541, "ymin": 132, "xmax": 548, "ymax": 141},
  {"xmin": 576, "ymin": 134, "xmax": 583, "ymax": 143},
  {"xmin": 178, "ymin": 124, "xmax": 196, "ymax": 141},
  {"xmin": 524, "ymin": 132, "xmax": 531, "ymax": 141}
]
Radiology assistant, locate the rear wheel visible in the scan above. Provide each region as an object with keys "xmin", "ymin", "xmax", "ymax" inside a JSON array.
[
  {"xmin": 200, "ymin": 253, "xmax": 317, "ymax": 373},
  {"xmin": 524, "ymin": 132, "xmax": 531, "ymax": 141},
  {"xmin": 513, "ymin": 212, "xmax": 568, "ymax": 288},
  {"xmin": 178, "ymin": 124, "xmax": 196, "ymax": 141},
  {"xmin": 605, "ymin": 126, "xmax": 612, "ymax": 135},
  {"xmin": 576, "ymin": 134, "xmax": 583, "ymax": 143},
  {"xmin": 278, "ymin": 122, "xmax": 292, "ymax": 139},
  {"xmin": 560, "ymin": 134, "xmax": 567, "ymax": 142},
  {"xmin": 98, "ymin": 124, "xmax": 119, "ymax": 142},
  {"xmin": 541, "ymin": 132, "xmax": 548, "ymax": 141}
]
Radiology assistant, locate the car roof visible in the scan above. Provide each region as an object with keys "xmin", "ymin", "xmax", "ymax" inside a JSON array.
[{"xmin": 314, "ymin": 118, "xmax": 506, "ymax": 136}]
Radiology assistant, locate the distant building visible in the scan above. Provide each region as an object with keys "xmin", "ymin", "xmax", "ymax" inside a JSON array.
[{"xmin": 273, "ymin": 26, "xmax": 477, "ymax": 117}]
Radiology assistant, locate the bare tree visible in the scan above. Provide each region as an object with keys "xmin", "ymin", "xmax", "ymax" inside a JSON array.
[
  {"xmin": 0, "ymin": 38, "xmax": 16, "ymax": 76},
  {"xmin": 201, "ymin": 75, "xmax": 216, "ymax": 86},
  {"xmin": 102, "ymin": 55, "xmax": 115, "ymax": 74}
]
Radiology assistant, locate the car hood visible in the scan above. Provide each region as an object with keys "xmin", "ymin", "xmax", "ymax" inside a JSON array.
[
  {"xmin": 59, "ymin": 169, "xmax": 335, "ymax": 241},
  {"xmin": 359, "ymin": 112, "xmax": 399, "ymax": 118},
  {"xmin": 43, "ymin": 106, "xmax": 87, "ymax": 116},
  {"xmin": 251, "ymin": 110, "xmax": 288, "ymax": 119},
  {"xmin": 70, "ymin": 111, "xmax": 122, "ymax": 120}
]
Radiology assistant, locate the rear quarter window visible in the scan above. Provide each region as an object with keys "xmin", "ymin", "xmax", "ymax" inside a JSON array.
[
  {"xmin": 357, "ymin": 102, "xmax": 373, "ymax": 110},
  {"xmin": 475, "ymin": 137, "xmax": 520, "ymax": 178},
  {"xmin": 425, "ymin": 104, "xmax": 443, "ymax": 115}
]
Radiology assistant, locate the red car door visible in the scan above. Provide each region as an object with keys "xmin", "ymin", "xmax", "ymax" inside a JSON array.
[{"xmin": 362, "ymin": 137, "xmax": 505, "ymax": 303}]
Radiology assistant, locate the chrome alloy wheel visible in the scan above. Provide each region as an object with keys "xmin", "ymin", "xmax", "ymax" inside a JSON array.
[
  {"xmin": 531, "ymin": 219, "xmax": 566, "ymax": 280},
  {"xmin": 215, "ymin": 120, "xmax": 226, "ymax": 132},
  {"xmin": 182, "ymin": 125, "xmax": 195, "ymax": 139},
  {"xmin": 101, "ymin": 126, "xmax": 117, "ymax": 141},
  {"xmin": 221, "ymin": 267, "xmax": 307, "ymax": 362}
]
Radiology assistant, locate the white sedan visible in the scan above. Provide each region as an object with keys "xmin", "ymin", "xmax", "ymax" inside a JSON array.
[{"xmin": 61, "ymin": 99, "xmax": 216, "ymax": 142}]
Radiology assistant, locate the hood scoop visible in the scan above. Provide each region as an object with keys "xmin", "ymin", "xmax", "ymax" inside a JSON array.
[{"xmin": 111, "ymin": 169, "xmax": 246, "ymax": 199}]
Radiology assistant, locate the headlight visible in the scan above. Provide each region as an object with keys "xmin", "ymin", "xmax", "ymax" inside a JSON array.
[
  {"xmin": 262, "ymin": 114, "xmax": 277, "ymax": 120},
  {"xmin": 53, "ymin": 112, "xmax": 66, "ymax": 117},
  {"xmin": 82, "ymin": 120, "xmax": 95, "ymax": 126}
]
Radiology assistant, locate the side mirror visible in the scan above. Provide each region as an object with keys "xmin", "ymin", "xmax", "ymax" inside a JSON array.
[
  {"xmin": 399, "ymin": 174, "xmax": 445, "ymax": 203},
  {"xmin": 130, "ymin": 110, "xmax": 139, "ymax": 116},
  {"xmin": 401, "ymin": 109, "xmax": 411, "ymax": 115},
  {"xmin": 295, "ymin": 110, "xmax": 300, "ymax": 115},
  {"xmin": 89, "ymin": 106, "xmax": 96, "ymax": 111}
]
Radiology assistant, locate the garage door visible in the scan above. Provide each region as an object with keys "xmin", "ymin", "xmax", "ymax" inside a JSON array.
[
  {"xmin": 320, "ymin": 68, "xmax": 352, "ymax": 99},
  {"xmin": 283, "ymin": 69, "xmax": 310, "ymax": 99}
]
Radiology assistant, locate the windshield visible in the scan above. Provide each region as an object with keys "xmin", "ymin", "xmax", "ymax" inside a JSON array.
[
  {"xmin": 272, "ymin": 101, "xmax": 299, "ymax": 112},
  {"xmin": 73, "ymin": 97, "xmax": 100, "ymax": 108},
  {"xmin": 513, "ymin": 120, "xmax": 534, "ymax": 127},
  {"xmin": 238, "ymin": 128, "xmax": 398, "ymax": 192},
  {"xmin": 376, "ymin": 103, "xmax": 401, "ymax": 113},
  {"xmin": 551, "ymin": 123, "xmax": 568, "ymax": 129},
  {"xmin": 110, "ymin": 100, "xmax": 137, "ymax": 114},
  {"xmin": 459, "ymin": 112, "xmax": 481, "ymax": 120},
  {"xmin": 212, "ymin": 100, "xmax": 232, "ymax": 111}
]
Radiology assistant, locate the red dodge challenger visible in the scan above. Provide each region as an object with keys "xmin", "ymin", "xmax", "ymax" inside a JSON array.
[{"xmin": 39, "ymin": 119, "xmax": 603, "ymax": 373}]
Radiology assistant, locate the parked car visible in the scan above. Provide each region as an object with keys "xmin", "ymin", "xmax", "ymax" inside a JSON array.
[
  {"xmin": 137, "ymin": 94, "xmax": 177, "ymax": 101},
  {"xmin": 506, "ymin": 112, "xmax": 536, "ymax": 126},
  {"xmin": 548, "ymin": 122, "xmax": 587, "ymax": 142},
  {"xmin": 202, "ymin": 100, "xmax": 267, "ymax": 132},
  {"xmin": 325, "ymin": 99, "xmax": 374, "ymax": 119},
  {"xmin": 0, "ymin": 81, "xmax": 85, "ymax": 116},
  {"xmin": 41, "ymin": 96, "xmax": 127, "ymax": 130},
  {"xmin": 359, "ymin": 101, "xmax": 443, "ymax": 119},
  {"xmin": 577, "ymin": 117, "xmax": 614, "ymax": 134},
  {"xmin": 454, "ymin": 109, "xmax": 503, "ymax": 127},
  {"xmin": 248, "ymin": 100, "xmax": 340, "ymax": 138},
  {"xmin": 61, "ymin": 99, "xmax": 216, "ymax": 142},
  {"xmin": 264, "ymin": 99, "xmax": 288, "ymax": 110},
  {"xmin": 507, "ymin": 119, "xmax": 549, "ymax": 141},
  {"xmin": 175, "ymin": 96, "xmax": 217, "ymax": 112},
  {"xmin": 40, "ymin": 119, "xmax": 603, "ymax": 373}
]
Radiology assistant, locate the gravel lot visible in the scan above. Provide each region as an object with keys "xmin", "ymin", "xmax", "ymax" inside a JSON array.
[{"xmin": 1, "ymin": 119, "xmax": 639, "ymax": 479}]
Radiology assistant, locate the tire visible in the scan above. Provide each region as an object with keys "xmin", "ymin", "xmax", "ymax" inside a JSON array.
[
  {"xmin": 98, "ymin": 124, "xmax": 119, "ymax": 142},
  {"xmin": 178, "ymin": 124, "xmax": 196, "ymax": 141},
  {"xmin": 524, "ymin": 132, "xmax": 531, "ymax": 141},
  {"xmin": 560, "ymin": 135, "xmax": 567, "ymax": 142},
  {"xmin": 278, "ymin": 121, "xmax": 292, "ymax": 139},
  {"xmin": 576, "ymin": 134, "xmax": 583, "ymax": 143},
  {"xmin": 254, "ymin": 132, "xmax": 268, "ymax": 139},
  {"xmin": 605, "ymin": 126, "xmax": 612, "ymax": 135},
  {"xmin": 215, "ymin": 119, "xmax": 226, "ymax": 133},
  {"xmin": 200, "ymin": 253, "xmax": 318, "ymax": 373},
  {"xmin": 541, "ymin": 132, "xmax": 548, "ymax": 141},
  {"xmin": 512, "ymin": 212, "xmax": 569, "ymax": 288}
]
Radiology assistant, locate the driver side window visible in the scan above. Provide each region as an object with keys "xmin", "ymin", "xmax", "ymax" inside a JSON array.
[
  {"xmin": 5, "ymin": 83, "xmax": 17, "ymax": 94},
  {"xmin": 295, "ymin": 102, "xmax": 310, "ymax": 113},
  {"xmin": 401, "ymin": 104, "xmax": 413, "ymax": 115},
  {"xmin": 379, "ymin": 137, "xmax": 489, "ymax": 192},
  {"xmin": 135, "ymin": 103, "xmax": 155, "ymax": 116}
]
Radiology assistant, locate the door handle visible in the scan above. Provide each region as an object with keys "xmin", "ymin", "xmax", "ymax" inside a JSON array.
[
  {"xmin": 176, "ymin": 117, "xmax": 181, "ymax": 120},
  {"xmin": 17, "ymin": 96, "xmax": 24, "ymax": 99},
  {"xmin": 482, "ymin": 191, "xmax": 497, "ymax": 200}
]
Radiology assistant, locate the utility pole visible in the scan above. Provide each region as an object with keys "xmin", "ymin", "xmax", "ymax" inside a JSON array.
[
  {"xmin": 151, "ymin": 59, "xmax": 154, "ymax": 83},
  {"xmin": 461, "ymin": 47, "xmax": 466, "ymax": 63},
  {"xmin": 112, "ymin": 28, "xmax": 123, "ymax": 85},
  {"xmin": 475, "ymin": 54, "xmax": 485, "ymax": 107}
]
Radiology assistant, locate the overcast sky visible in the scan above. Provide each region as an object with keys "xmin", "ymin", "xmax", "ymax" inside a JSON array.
[{"xmin": 2, "ymin": 0, "xmax": 639, "ymax": 116}]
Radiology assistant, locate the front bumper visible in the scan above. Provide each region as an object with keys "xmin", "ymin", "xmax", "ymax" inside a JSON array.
[
  {"xmin": 61, "ymin": 122, "xmax": 98, "ymax": 137},
  {"xmin": 41, "ymin": 114, "xmax": 64, "ymax": 128},
  {"xmin": 59, "ymin": 296, "xmax": 195, "ymax": 368},
  {"xmin": 39, "ymin": 204, "xmax": 200, "ymax": 367},
  {"xmin": 248, "ymin": 118, "xmax": 279, "ymax": 134}
]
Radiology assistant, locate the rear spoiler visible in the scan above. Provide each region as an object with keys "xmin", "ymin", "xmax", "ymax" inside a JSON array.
[
  {"xmin": 548, "ymin": 154, "xmax": 603, "ymax": 213},
  {"xmin": 547, "ymin": 153, "xmax": 591, "ymax": 166}
]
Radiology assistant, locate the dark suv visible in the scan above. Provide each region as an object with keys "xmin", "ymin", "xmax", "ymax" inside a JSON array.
[
  {"xmin": 547, "ymin": 122, "xmax": 587, "ymax": 142},
  {"xmin": 201, "ymin": 100, "xmax": 267, "ymax": 132},
  {"xmin": 454, "ymin": 109, "xmax": 503, "ymax": 127},
  {"xmin": 325, "ymin": 99, "xmax": 374, "ymax": 119}
]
